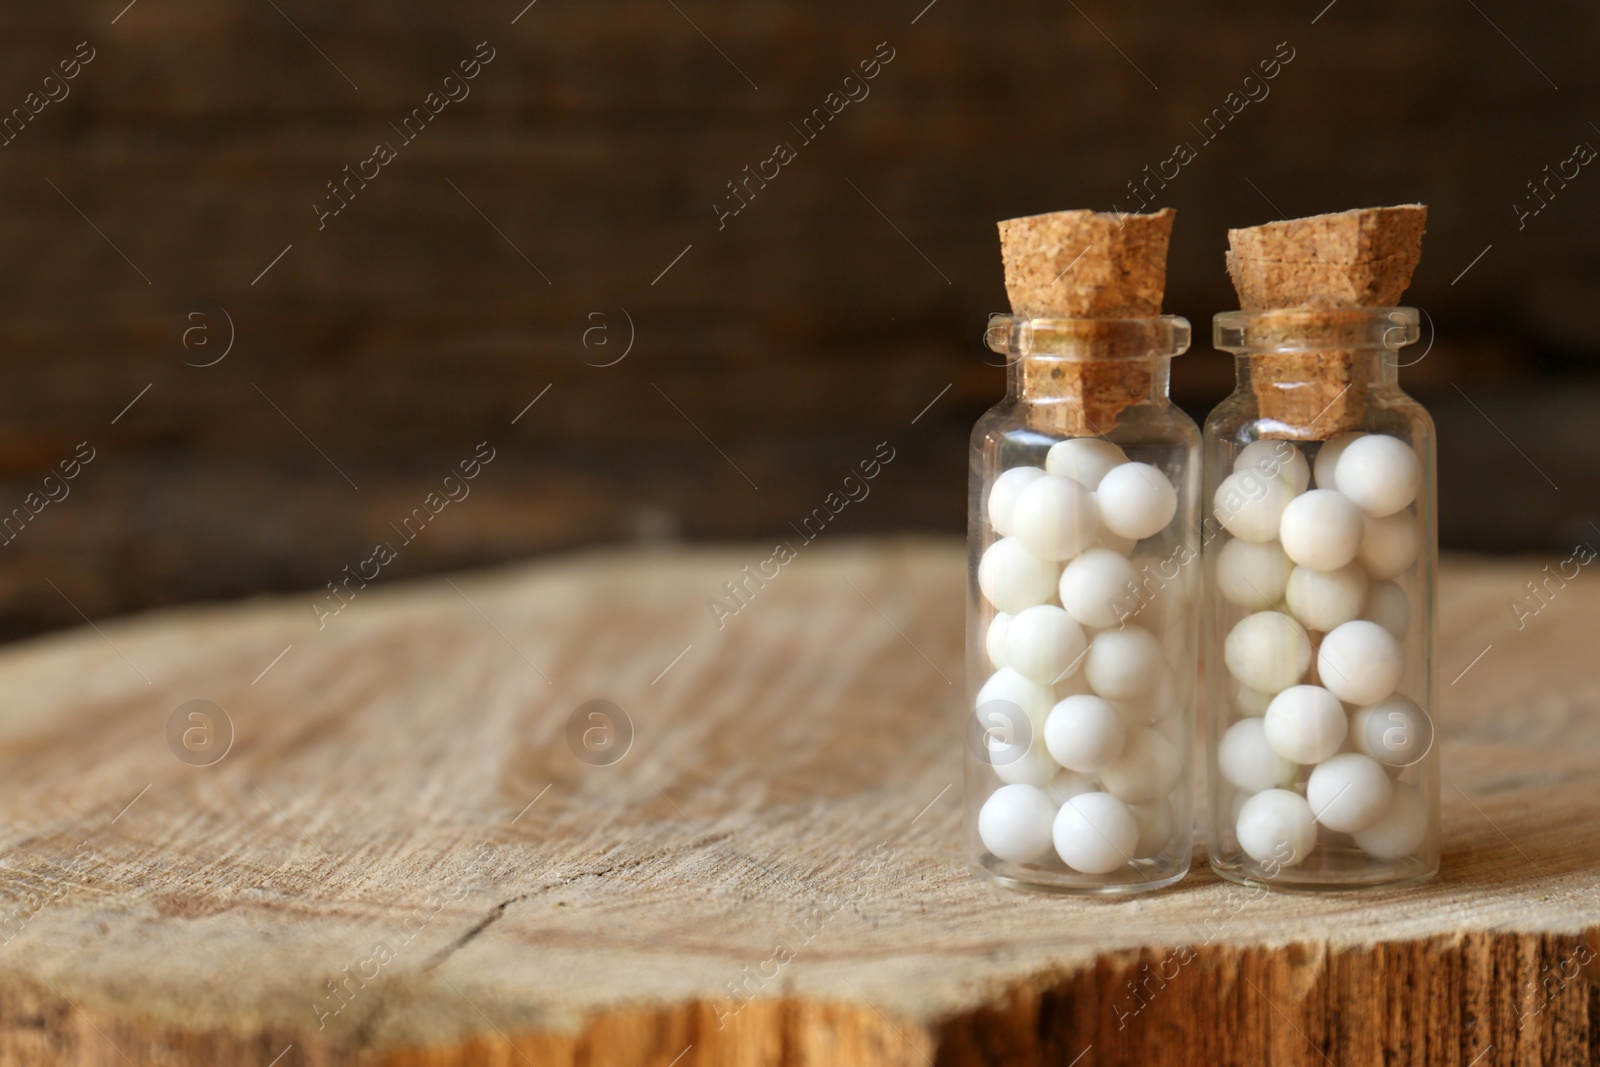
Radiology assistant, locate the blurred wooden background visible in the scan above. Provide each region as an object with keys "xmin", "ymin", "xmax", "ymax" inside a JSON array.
[{"xmin": 0, "ymin": 0, "xmax": 1597, "ymax": 639}]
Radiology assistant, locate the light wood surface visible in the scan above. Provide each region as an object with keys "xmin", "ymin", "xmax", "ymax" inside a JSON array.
[{"xmin": 0, "ymin": 538, "xmax": 1595, "ymax": 1066}]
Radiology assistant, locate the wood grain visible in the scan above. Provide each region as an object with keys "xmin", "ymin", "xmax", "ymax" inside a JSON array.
[{"xmin": 0, "ymin": 540, "xmax": 1595, "ymax": 1065}]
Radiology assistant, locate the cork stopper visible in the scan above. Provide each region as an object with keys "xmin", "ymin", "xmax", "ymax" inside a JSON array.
[
  {"xmin": 996, "ymin": 208, "xmax": 1176, "ymax": 435},
  {"xmin": 1225, "ymin": 205, "xmax": 1427, "ymax": 439}
]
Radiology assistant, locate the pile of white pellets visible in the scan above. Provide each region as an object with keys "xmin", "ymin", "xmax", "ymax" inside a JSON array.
[
  {"xmin": 974, "ymin": 438, "xmax": 1188, "ymax": 877},
  {"xmin": 1213, "ymin": 433, "xmax": 1431, "ymax": 871}
]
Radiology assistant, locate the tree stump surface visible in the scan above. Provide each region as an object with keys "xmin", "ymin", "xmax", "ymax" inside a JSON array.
[{"xmin": 0, "ymin": 538, "xmax": 1594, "ymax": 1066}]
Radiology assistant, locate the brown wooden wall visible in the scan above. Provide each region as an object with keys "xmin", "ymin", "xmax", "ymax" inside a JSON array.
[{"xmin": 0, "ymin": 0, "xmax": 1597, "ymax": 638}]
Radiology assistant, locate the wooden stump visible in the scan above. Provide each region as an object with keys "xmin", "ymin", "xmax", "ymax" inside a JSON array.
[{"xmin": 0, "ymin": 539, "xmax": 1594, "ymax": 1065}]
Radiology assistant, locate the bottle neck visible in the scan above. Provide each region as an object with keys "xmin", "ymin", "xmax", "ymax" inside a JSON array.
[
  {"xmin": 1232, "ymin": 347, "xmax": 1400, "ymax": 392},
  {"xmin": 986, "ymin": 315, "xmax": 1189, "ymax": 436},
  {"xmin": 1009, "ymin": 354, "xmax": 1173, "ymax": 403},
  {"xmin": 1214, "ymin": 307, "xmax": 1418, "ymax": 438}
]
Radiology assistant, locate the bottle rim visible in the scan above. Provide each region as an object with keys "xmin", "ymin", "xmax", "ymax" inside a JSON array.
[
  {"xmin": 983, "ymin": 314, "xmax": 1191, "ymax": 362},
  {"xmin": 1213, "ymin": 306, "xmax": 1420, "ymax": 354}
]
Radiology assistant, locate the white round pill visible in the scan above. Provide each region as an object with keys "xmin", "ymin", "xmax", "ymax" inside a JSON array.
[
  {"xmin": 1129, "ymin": 798, "xmax": 1176, "ymax": 858},
  {"xmin": 1099, "ymin": 725, "xmax": 1182, "ymax": 803},
  {"xmin": 1351, "ymin": 783, "xmax": 1428, "ymax": 860},
  {"xmin": 1096, "ymin": 462, "xmax": 1178, "ymax": 540},
  {"xmin": 1307, "ymin": 752, "xmax": 1394, "ymax": 833},
  {"xmin": 1214, "ymin": 469, "xmax": 1297, "ymax": 543},
  {"xmin": 1335, "ymin": 434, "xmax": 1420, "ymax": 518},
  {"xmin": 977, "ymin": 783, "xmax": 1057, "ymax": 864},
  {"xmin": 986, "ymin": 465, "xmax": 1046, "ymax": 536},
  {"xmin": 975, "ymin": 679, "xmax": 1043, "ymax": 740},
  {"xmin": 1011, "ymin": 475, "xmax": 1098, "ymax": 562},
  {"xmin": 1218, "ymin": 717, "xmax": 1296, "ymax": 793},
  {"xmin": 975, "ymin": 666, "xmax": 1055, "ymax": 725},
  {"xmin": 1135, "ymin": 584, "xmax": 1192, "ymax": 655},
  {"xmin": 1053, "ymin": 791, "xmax": 1139, "ymax": 874},
  {"xmin": 1236, "ymin": 788, "xmax": 1317, "ymax": 866},
  {"xmin": 1053, "ymin": 666, "xmax": 1093, "ymax": 700},
  {"xmin": 1318, "ymin": 620, "xmax": 1403, "ymax": 705},
  {"xmin": 1285, "ymin": 561, "xmax": 1369, "ymax": 631},
  {"xmin": 1356, "ymin": 511, "xmax": 1419, "ymax": 579},
  {"xmin": 1279, "ymin": 489, "xmax": 1363, "ymax": 571},
  {"xmin": 1003, "ymin": 605, "xmax": 1088, "ymax": 686},
  {"xmin": 1059, "ymin": 548, "xmax": 1139, "ymax": 629},
  {"xmin": 1084, "ymin": 625, "xmax": 1164, "ymax": 701},
  {"xmin": 1216, "ymin": 538, "xmax": 1293, "ymax": 609},
  {"xmin": 1234, "ymin": 680, "xmax": 1273, "ymax": 717},
  {"xmin": 985, "ymin": 612, "xmax": 1013, "ymax": 669},
  {"xmin": 1263, "ymin": 684, "xmax": 1347, "ymax": 764},
  {"xmin": 1234, "ymin": 439, "xmax": 1310, "ymax": 494},
  {"xmin": 1044, "ymin": 694, "xmax": 1126, "ymax": 773},
  {"xmin": 1223, "ymin": 611, "xmax": 1310, "ymax": 694},
  {"xmin": 1312, "ymin": 432, "xmax": 1364, "ymax": 489},
  {"xmin": 1362, "ymin": 580, "xmax": 1411, "ymax": 640},
  {"xmin": 989, "ymin": 733, "xmax": 1060, "ymax": 787},
  {"xmin": 1046, "ymin": 438, "xmax": 1127, "ymax": 489},
  {"xmin": 1043, "ymin": 768, "xmax": 1097, "ymax": 806},
  {"xmin": 1351, "ymin": 695, "xmax": 1433, "ymax": 768},
  {"xmin": 1108, "ymin": 661, "xmax": 1178, "ymax": 725},
  {"xmin": 1149, "ymin": 701, "xmax": 1188, "ymax": 748},
  {"xmin": 1091, "ymin": 516, "xmax": 1139, "ymax": 556},
  {"xmin": 976, "ymin": 670, "xmax": 1056, "ymax": 787},
  {"xmin": 977, "ymin": 537, "xmax": 1058, "ymax": 614}
]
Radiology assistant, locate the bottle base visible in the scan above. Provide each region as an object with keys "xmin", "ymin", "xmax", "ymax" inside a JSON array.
[
  {"xmin": 974, "ymin": 854, "xmax": 1191, "ymax": 896},
  {"xmin": 1208, "ymin": 849, "xmax": 1438, "ymax": 893}
]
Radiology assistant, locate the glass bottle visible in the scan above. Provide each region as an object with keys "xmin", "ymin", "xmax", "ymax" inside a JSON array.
[
  {"xmin": 1203, "ymin": 307, "xmax": 1439, "ymax": 890},
  {"xmin": 966, "ymin": 315, "xmax": 1199, "ymax": 894}
]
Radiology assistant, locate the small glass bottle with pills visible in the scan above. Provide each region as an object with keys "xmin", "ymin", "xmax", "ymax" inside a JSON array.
[
  {"xmin": 967, "ymin": 208, "xmax": 1199, "ymax": 894},
  {"xmin": 1203, "ymin": 206, "xmax": 1439, "ymax": 890}
]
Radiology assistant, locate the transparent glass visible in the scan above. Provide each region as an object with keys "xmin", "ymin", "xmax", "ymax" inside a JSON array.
[
  {"xmin": 966, "ymin": 316, "xmax": 1199, "ymax": 894},
  {"xmin": 1203, "ymin": 307, "xmax": 1440, "ymax": 891}
]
